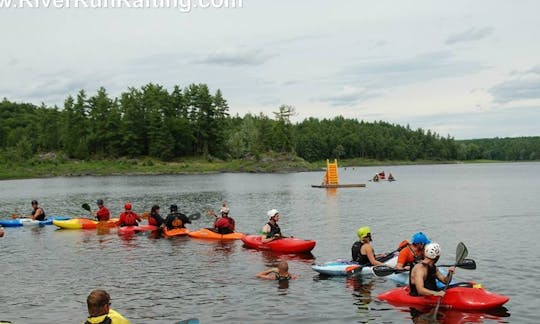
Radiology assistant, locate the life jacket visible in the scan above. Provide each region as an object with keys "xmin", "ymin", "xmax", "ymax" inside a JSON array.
[
  {"xmin": 274, "ymin": 272, "xmax": 292, "ymax": 281},
  {"xmin": 409, "ymin": 262, "xmax": 438, "ymax": 296},
  {"xmin": 121, "ymin": 211, "xmax": 138, "ymax": 226},
  {"xmin": 32, "ymin": 208, "xmax": 46, "ymax": 221},
  {"xmin": 148, "ymin": 211, "xmax": 163, "ymax": 227},
  {"xmin": 351, "ymin": 241, "xmax": 370, "ymax": 265},
  {"xmin": 265, "ymin": 221, "xmax": 281, "ymax": 238},
  {"xmin": 215, "ymin": 217, "xmax": 234, "ymax": 234},
  {"xmin": 85, "ymin": 316, "xmax": 112, "ymax": 324}
]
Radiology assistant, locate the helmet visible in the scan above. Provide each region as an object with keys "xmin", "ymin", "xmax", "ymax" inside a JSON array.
[
  {"xmin": 220, "ymin": 206, "xmax": 230, "ymax": 214},
  {"xmin": 357, "ymin": 226, "xmax": 371, "ymax": 239},
  {"xmin": 267, "ymin": 209, "xmax": 279, "ymax": 218},
  {"xmin": 124, "ymin": 203, "xmax": 132, "ymax": 210},
  {"xmin": 96, "ymin": 199, "xmax": 104, "ymax": 205},
  {"xmin": 31, "ymin": 200, "xmax": 38, "ymax": 205},
  {"xmin": 411, "ymin": 232, "xmax": 431, "ymax": 245},
  {"xmin": 170, "ymin": 204, "xmax": 178, "ymax": 212},
  {"xmin": 425, "ymin": 243, "xmax": 441, "ymax": 259}
]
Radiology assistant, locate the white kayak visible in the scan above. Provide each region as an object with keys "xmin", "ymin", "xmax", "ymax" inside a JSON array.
[{"xmin": 312, "ymin": 252, "xmax": 398, "ymax": 276}]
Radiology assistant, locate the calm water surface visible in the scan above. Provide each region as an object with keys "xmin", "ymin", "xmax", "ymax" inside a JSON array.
[{"xmin": 1, "ymin": 163, "xmax": 538, "ymax": 323}]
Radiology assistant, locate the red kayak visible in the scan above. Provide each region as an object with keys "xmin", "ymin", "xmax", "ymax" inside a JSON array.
[
  {"xmin": 377, "ymin": 283, "xmax": 509, "ymax": 311},
  {"xmin": 241, "ymin": 235, "xmax": 316, "ymax": 253},
  {"xmin": 118, "ymin": 224, "xmax": 158, "ymax": 235}
]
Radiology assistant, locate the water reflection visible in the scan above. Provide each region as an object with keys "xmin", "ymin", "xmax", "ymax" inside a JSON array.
[{"xmin": 408, "ymin": 306, "xmax": 511, "ymax": 324}]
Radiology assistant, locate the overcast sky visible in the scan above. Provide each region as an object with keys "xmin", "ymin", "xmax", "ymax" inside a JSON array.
[{"xmin": 1, "ymin": 0, "xmax": 539, "ymax": 139}]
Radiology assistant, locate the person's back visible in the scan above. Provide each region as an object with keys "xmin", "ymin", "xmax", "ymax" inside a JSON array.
[
  {"xmin": 165, "ymin": 205, "xmax": 190, "ymax": 229},
  {"xmin": 118, "ymin": 203, "xmax": 140, "ymax": 227},
  {"xmin": 214, "ymin": 206, "xmax": 235, "ymax": 234},
  {"xmin": 31, "ymin": 200, "xmax": 46, "ymax": 221}
]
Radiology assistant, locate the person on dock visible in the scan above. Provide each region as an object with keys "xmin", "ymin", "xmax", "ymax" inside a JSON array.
[
  {"xmin": 208, "ymin": 204, "xmax": 236, "ymax": 234},
  {"xmin": 410, "ymin": 242, "xmax": 455, "ymax": 297},
  {"xmin": 30, "ymin": 200, "xmax": 46, "ymax": 221},
  {"xmin": 164, "ymin": 204, "xmax": 191, "ymax": 230},
  {"xmin": 351, "ymin": 226, "xmax": 386, "ymax": 266},
  {"xmin": 261, "ymin": 209, "xmax": 283, "ymax": 243},
  {"xmin": 94, "ymin": 199, "xmax": 110, "ymax": 221},
  {"xmin": 117, "ymin": 203, "xmax": 141, "ymax": 227},
  {"xmin": 396, "ymin": 232, "xmax": 431, "ymax": 271},
  {"xmin": 148, "ymin": 204, "xmax": 165, "ymax": 227},
  {"xmin": 256, "ymin": 261, "xmax": 297, "ymax": 280},
  {"xmin": 84, "ymin": 289, "xmax": 130, "ymax": 324}
]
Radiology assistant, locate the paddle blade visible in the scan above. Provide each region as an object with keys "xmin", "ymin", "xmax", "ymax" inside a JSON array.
[
  {"xmin": 372, "ymin": 265, "xmax": 404, "ymax": 277},
  {"xmin": 455, "ymin": 242, "xmax": 468, "ymax": 264},
  {"xmin": 81, "ymin": 203, "xmax": 91, "ymax": 212},
  {"xmin": 189, "ymin": 212, "xmax": 201, "ymax": 220},
  {"xmin": 456, "ymin": 258, "xmax": 476, "ymax": 270},
  {"xmin": 174, "ymin": 318, "xmax": 200, "ymax": 324}
]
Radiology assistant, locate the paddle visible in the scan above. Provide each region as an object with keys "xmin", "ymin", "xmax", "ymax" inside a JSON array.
[
  {"xmin": 174, "ymin": 318, "xmax": 199, "ymax": 324},
  {"xmin": 81, "ymin": 203, "xmax": 91, "ymax": 212},
  {"xmin": 372, "ymin": 258, "xmax": 476, "ymax": 277},
  {"xmin": 432, "ymin": 242, "xmax": 468, "ymax": 319}
]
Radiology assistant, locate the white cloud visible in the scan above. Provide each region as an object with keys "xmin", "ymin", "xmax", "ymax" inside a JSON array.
[{"xmin": 445, "ymin": 27, "xmax": 494, "ymax": 45}]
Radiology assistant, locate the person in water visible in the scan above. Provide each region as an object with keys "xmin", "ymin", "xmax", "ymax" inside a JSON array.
[
  {"xmin": 395, "ymin": 232, "xmax": 431, "ymax": 271},
  {"xmin": 148, "ymin": 204, "xmax": 165, "ymax": 227},
  {"xmin": 256, "ymin": 261, "xmax": 297, "ymax": 280},
  {"xmin": 117, "ymin": 203, "xmax": 141, "ymax": 227},
  {"xmin": 208, "ymin": 204, "xmax": 236, "ymax": 234},
  {"xmin": 410, "ymin": 242, "xmax": 455, "ymax": 297},
  {"xmin": 351, "ymin": 226, "xmax": 386, "ymax": 266},
  {"xmin": 372, "ymin": 174, "xmax": 379, "ymax": 182},
  {"xmin": 164, "ymin": 204, "xmax": 191, "ymax": 230},
  {"xmin": 94, "ymin": 199, "xmax": 110, "ymax": 221},
  {"xmin": 0, "ymin": 226, "xmax": 4, "ymax": 238},
  {"xmin": 84, "ymin": 289, "xmax": 130, "ymax": 324},
  {"xmin": 388, "ymin": 172, "xmax": 395, "ymax": 181},
  {"xmin": 29, "ymin": 200, "xmax": 46, "ymax": 221},
  {"xmin": 261, "ymin": 209, "xmax": 283, "ymax": 243}
]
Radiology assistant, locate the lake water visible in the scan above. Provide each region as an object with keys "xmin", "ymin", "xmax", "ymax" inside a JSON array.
[{"xmin": 1, "ymin": 163, "xmax": 538, "ymax": 323}]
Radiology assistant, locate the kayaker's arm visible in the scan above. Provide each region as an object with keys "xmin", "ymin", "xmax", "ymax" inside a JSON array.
[{"xmin": 437, "ymin": 266, "xmax": 455, "ymax": 284}]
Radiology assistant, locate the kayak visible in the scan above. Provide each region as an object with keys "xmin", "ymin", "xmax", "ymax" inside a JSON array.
[
  {"xmin": 1, "ymin": 216, "xmax": 71, "ymax": 227},
  {"xmin": 53, "ymin": 218, "xmax": 118, "ymax": 230},
  {"xmin": 188, "ymin": 228, "xmax": 245, "ymax": 240},
  {"xmin": 164, "ymin": 227, "xmax": 190, "ymax": 237},
  {"xmin": 241, "ymin": 235, "xmax": 316, "ymax": 253},
  {"xmin": 118, "ymin": 224, "xmax": 158, "ymax": 235},
  {"xmin": 312, "ymin": 252, "xmax": 398, "ymax": 276},
  {"xmin": 377, "ymin": 283, "xmax": 509, "ymax": 311}
]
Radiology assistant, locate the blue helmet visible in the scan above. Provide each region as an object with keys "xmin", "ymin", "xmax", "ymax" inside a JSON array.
[{"xmin": 411, "ymin": 232, "xmax": 431, "ymax": 245}]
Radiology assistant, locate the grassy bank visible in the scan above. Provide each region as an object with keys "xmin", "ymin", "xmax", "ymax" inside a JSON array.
[{"xmin": 1, "ymin": 154, "xmax": 506, "ymax": 181}]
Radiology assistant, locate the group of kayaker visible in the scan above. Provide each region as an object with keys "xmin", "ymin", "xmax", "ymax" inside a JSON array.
[
  {"xmin": 351, "ymin": 226, "xmax": 455, "ymax": 298},
  {"xmin": 372, "ymin": 171, "xmax": 395, "ymax": 182}
]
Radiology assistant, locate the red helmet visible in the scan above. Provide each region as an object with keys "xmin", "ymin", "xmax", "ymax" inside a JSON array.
[{"xmin": 124, "ymin": 203, "xmax": 132, "ymax": 210}]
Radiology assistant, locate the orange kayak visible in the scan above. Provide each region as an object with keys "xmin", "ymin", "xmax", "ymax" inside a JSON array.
[
  {"xmin": 188, "ymin": 228, "xmax": 245, "ymax": 240},
  {"xmin": 164, "ymin": 227, "xmax": 190, "ymax": 237},
  {"xmin": 53, "ymin": 218, "xmax": 119, "ymax": 229}
]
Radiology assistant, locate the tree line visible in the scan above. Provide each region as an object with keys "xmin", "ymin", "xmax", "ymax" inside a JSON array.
[{"xmin": 1, "ymin": 83, "xmax": 539, "ymax": 164}]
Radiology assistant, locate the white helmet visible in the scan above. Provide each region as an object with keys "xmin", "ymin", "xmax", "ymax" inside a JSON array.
[
  {"xmin": 425, "ymin": 243, "xmax": 441, "ymax": 259},
  {"xmin": 267, "ymin": 209, "xmax": 279, "ymax": 218}
]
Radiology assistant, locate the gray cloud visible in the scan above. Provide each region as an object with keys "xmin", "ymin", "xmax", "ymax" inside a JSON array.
[
  {"xmin": 318, "ymin": 86, "xmax": 382, "ymax": 106},
  {"xmin": 340, "ymin": 51, "xmax": 485, "ymax": 87},
  {"xmin": 194, "ymin": 47, "xmax": 277, "ymax": 67},
  {"xmin": 489, "ymin": 66, "xmax": 540, "ymax": 103},
  {"xmin": 445, "ymin": 27, "xmax": 494, "ymax": 45}
]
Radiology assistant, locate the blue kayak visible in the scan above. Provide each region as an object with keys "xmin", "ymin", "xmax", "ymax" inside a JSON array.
[{"xmin": 0, "ymin": 216, "xmax": 71, "ymax": 227}]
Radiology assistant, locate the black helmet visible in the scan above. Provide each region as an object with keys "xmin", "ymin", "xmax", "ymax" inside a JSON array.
[
  {"xmin": 170, "ymin": 204, "xmax": 178, "ymax": 212},
  {"xmin": 96, "ymin": 199, "xmax": 104, "ymax": 205},
  {"xmin": 31, "ymin": 200, "xmax": 38, "ymax": 205}
]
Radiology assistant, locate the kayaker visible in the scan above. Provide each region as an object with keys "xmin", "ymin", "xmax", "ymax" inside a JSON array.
[
  {"xmin": 410, "ymin": 242, "xmax": 455, "ymax": 297},
  {"xmin": 164, "ymin": 204, "xmax": 191, "ymax": 230},
  {"xmin": 94, "ymin": 199, "xmax": 110, "ymax": 221},
  {"xmin": 30, "ymin": 200, "xmax": 46, "ymax": 221},
  {"xmin": 395, "ymin": 232, "xmax": 431, "ymax": 271},
  {"xmin": 261, "ymin": 209, "xmax": 283, "ymax": 243},
  {"xmin": 351, "ymin": 226, "xmax": 385, "ymax": 266},
  {"xmin": 256, "ymin": 261, "xmax": 298, "ymax": 281},
  {"xmin": 117, "ymin": 203, "xmax": 141, "ymax": 227},
  {"xmin": 372, "ymin": 174, "xmax": 379, "ymax": 182},
  {"xmin": 84, "ymin": 289, "xmax": 130, "ymax": 324},
  {"xmin": 388, "ymin": 173, "xmax": 395, "ymax": 181},
  {"xmin": 208, "ymin": 204, "xmax": 236, "ymax": 234},
  {"xmin": 148, "ymin": 204, "xmax": 165, "ymax": 227}
]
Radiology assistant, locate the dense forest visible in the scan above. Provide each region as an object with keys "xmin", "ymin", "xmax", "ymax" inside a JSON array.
[{"xmin": 1, "ymin": 83, "xmax": 539, "ymax": 165}]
